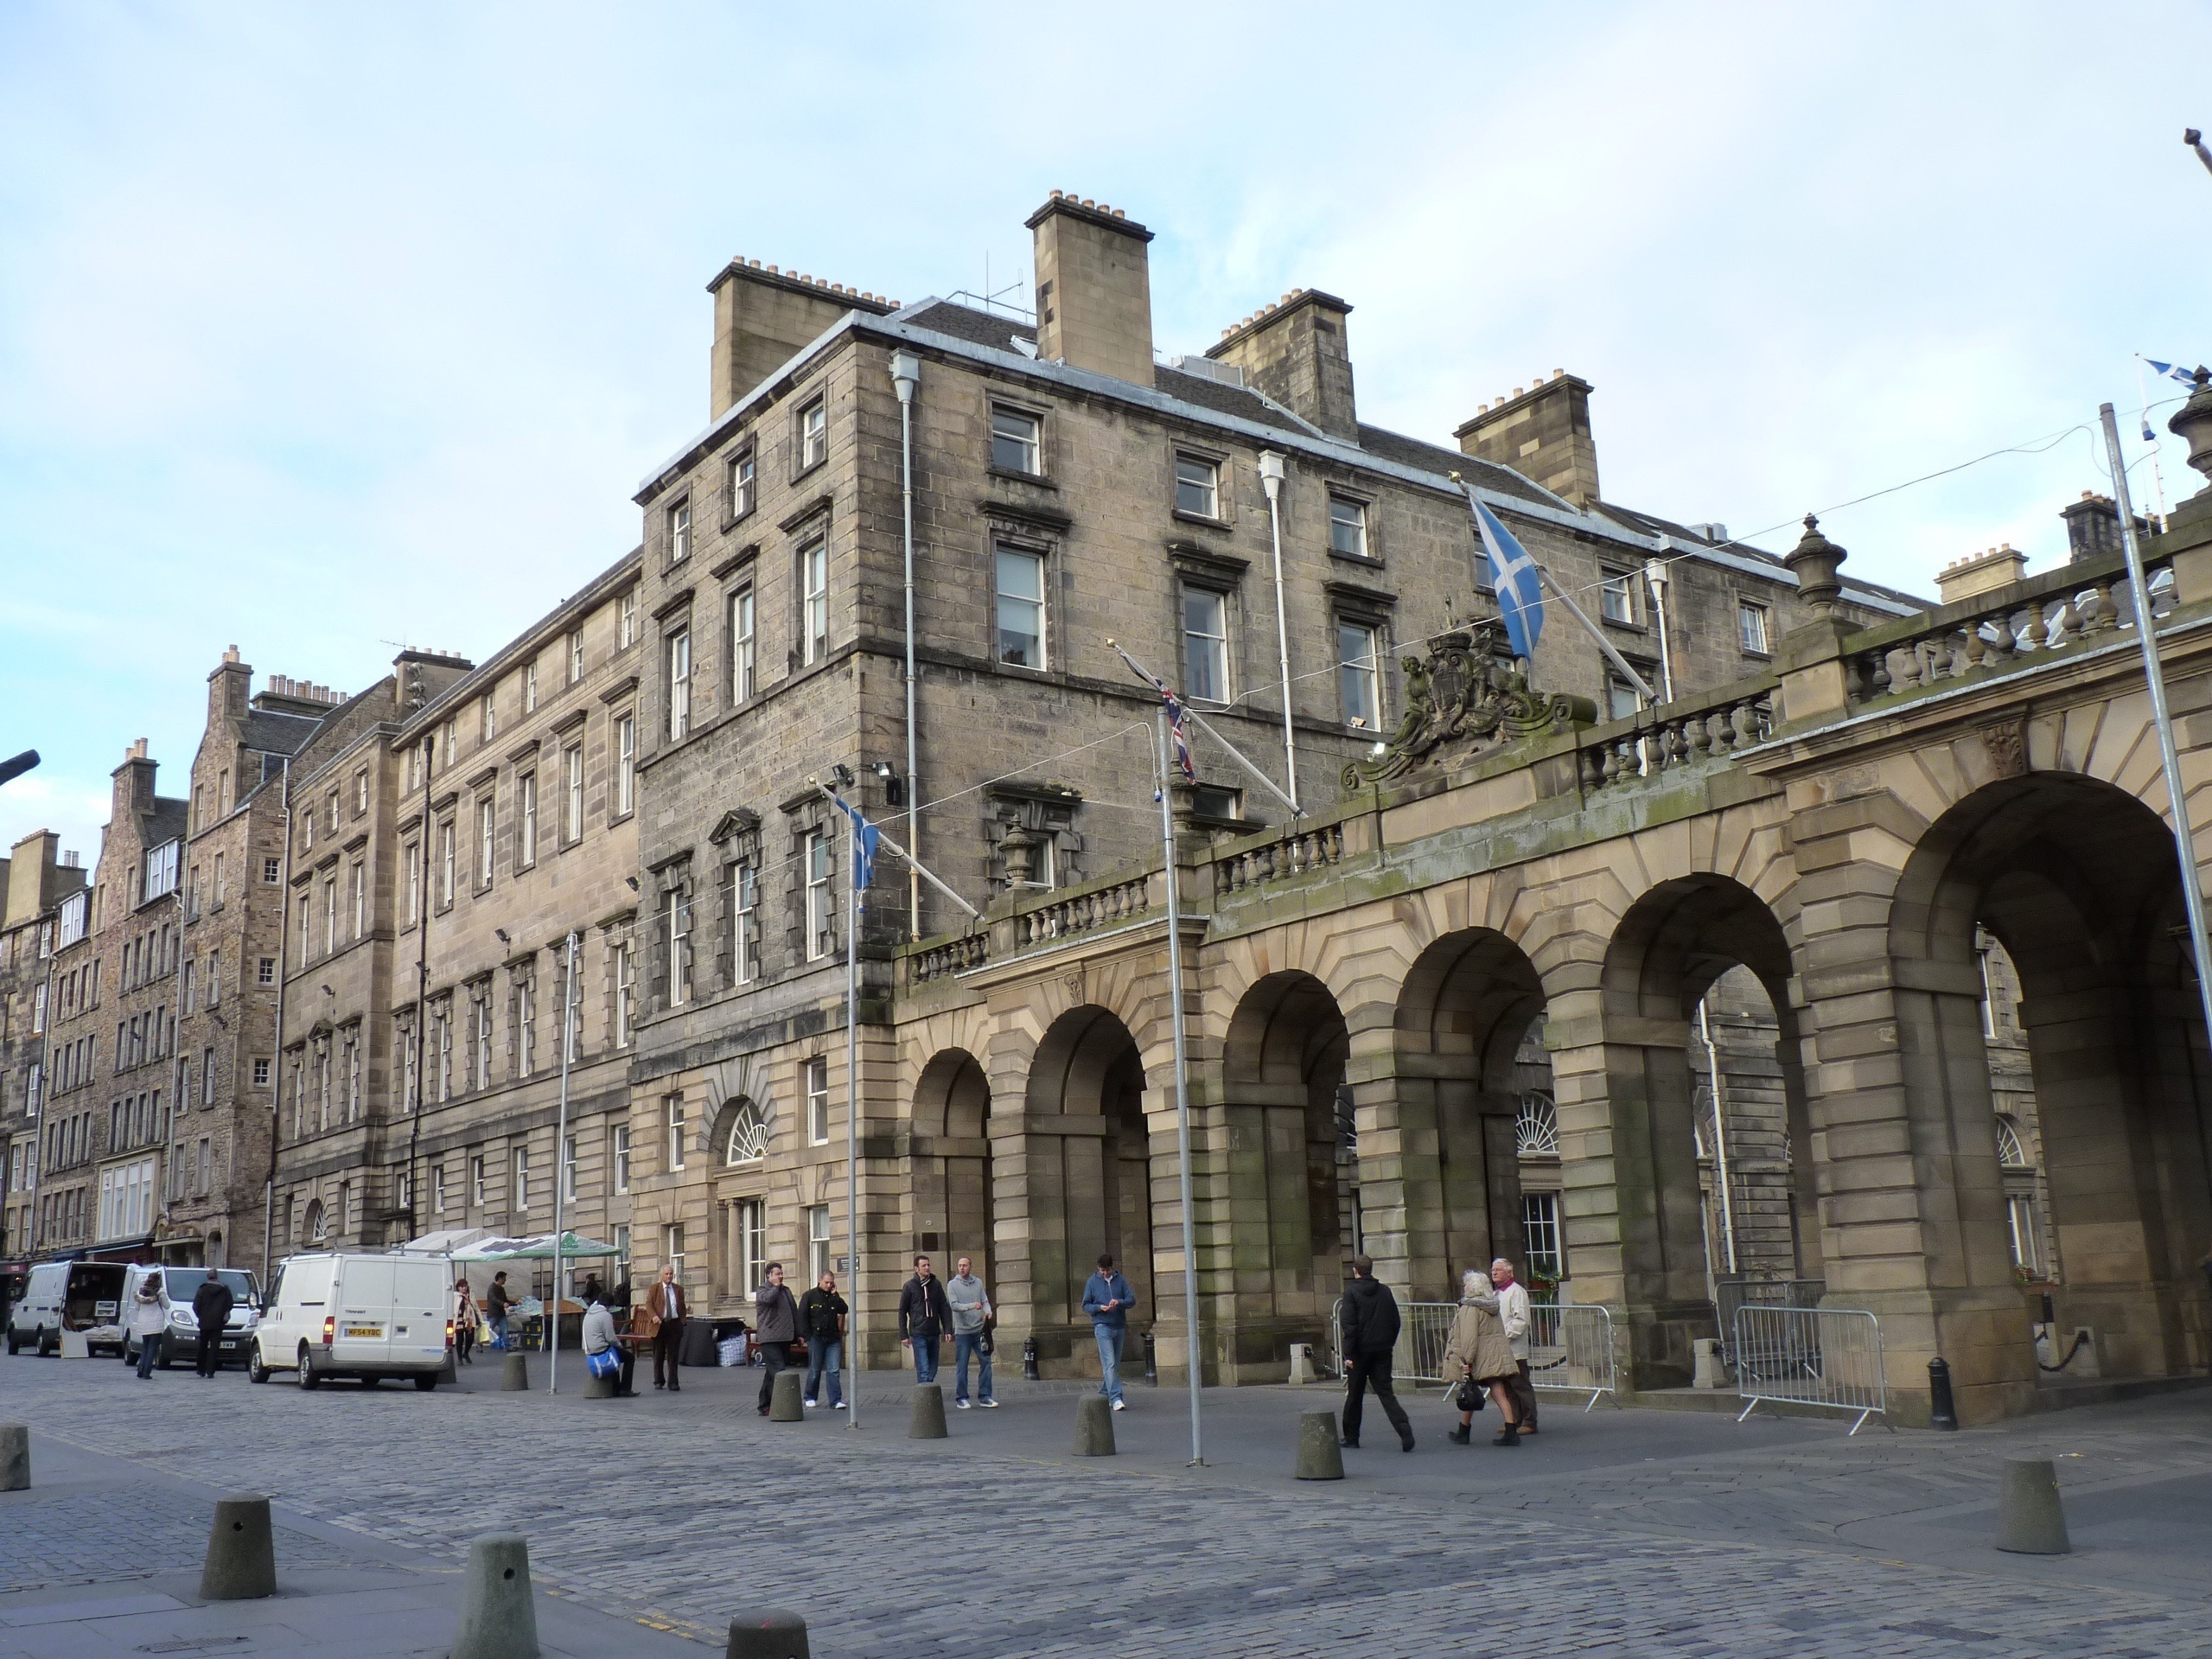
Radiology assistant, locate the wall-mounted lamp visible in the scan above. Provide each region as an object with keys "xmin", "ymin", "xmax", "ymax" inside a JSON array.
[{"xmin": 494, "ymin": 928, "xmax": 511, "ymax": 947}]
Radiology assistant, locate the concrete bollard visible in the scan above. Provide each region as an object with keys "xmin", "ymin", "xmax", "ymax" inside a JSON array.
[
  {"xmin": 451, "ymin": 1533, "xmax": 540, "ymax": 1659},
  {"xmin": 200, "ymin": 1493, "xmax": 277, "ymax": 1601},
  {"xmin": 0, "ymin": 1424, "xmax": 28, "ymax": 1492},
  {"xmin": 583, "ymin": 1371, "xmax": 616, "ymax": 1400},
  {"xmin": 726, "ymin": 1609, "xmax": 811, "ymax": 1659},
  {"xmin": 909, "ymin": 1383, "xmax": 948, "ymax": 1439},
  {"xmin": 1286, "ymin": 1343, "xmax": 1317, "ymax": 1386},
  {"xmin": 1994, "ymin": 1458, "xmax": 2071, "ymax": 1554},
  {"xmin": 768, "ymin": 1368, "xmax": 806, "ymax": 1422},
  {"xmin": 500, "ymin": 1351, "xmax": 531, "ymax": 1392},
  {"xmin": 1691, "ymin": 1338, "xmax": 1730, "ymax": 1390},
  {"xmin": 1073, "ymin": 1394, "xmax": 1116, "ymax": 1457},
  {"xmin": 1295, "ymin": 1409, "xmax": 1345, "ymax": 1480}
]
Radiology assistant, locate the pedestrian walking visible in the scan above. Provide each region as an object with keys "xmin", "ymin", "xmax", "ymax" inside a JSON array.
[
  {"xmin": 643, "ymin": 1264, "xmax": 687, "ymax": 1391},
  {"xmin": 1441, "ymin": 1268, "xmax": 1522, "ymax": 1446},
  {"xmin": 582, "ymin": 1290, "xmax": 636, "ymax": 1397},
  {"xmin": 946, "ymin": 1254, "xmax": 997, "ymax": 1408},
  {"xmin": 1337, "ymin": 1255, "xmax": 1414, "ymax": 1451},
  {"xmin": 485, "ymin": 1272, "xmax": 516, "ymax": 1351},
  {"xmin": 798, "ymin": 1270, "xmax": 849, "ymax": 1409},
  {"xmin": 130, "ymin": 1271, "xmax": 166, "ymax": 1378},
  {"xmin": 753, "ymin": 1263, "xmax": 801, "ymax": 1416},
  {"xmin": 453, "ymin": 1280, "xmax": 478, "ymax": 1364},
  {"xmin": 1491, "ymin": 1256, "xmax": 1539, "ymax": 1436},
  {"xmin": 190, "ymin": 1267, "xmax": 234, "ymax": 1379},
  {"xmin": 898, "ymin": 1254, "xmax": 952, "ymax": 1385},
  {"xmin": 1081, "ymin": 1253, "xmax": 1135, "ymax": 1412}
]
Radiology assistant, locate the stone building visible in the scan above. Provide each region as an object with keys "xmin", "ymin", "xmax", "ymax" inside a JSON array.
[
  {"xmin": 617, "ymin": 190, "xmax": 1927, "ymax": 1368},
  {"xmin": 268, "ymin": 557, "xmax": 645, "ymax": 1306},
  {"xmin": 0, "ymin": 832, "xmax": 86, "ymax": 1263}
]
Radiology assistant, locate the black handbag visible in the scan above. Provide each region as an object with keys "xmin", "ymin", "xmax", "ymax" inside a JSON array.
[{"xmin": 1452, "ymin": 1373, "xmax": 1485, "ymax": 1413}]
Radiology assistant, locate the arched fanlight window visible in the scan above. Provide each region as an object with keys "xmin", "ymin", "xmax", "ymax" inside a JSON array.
[
  {"xmin": 1514, "ymin": 1092, "xmax": 1559, "ymax": 1157},
  {"xmin": 304, "ymin": 1198, "xmax": 328, "ymax": 1242},
  {"xmin": 1996, "ymin": 1116, "xmax": 2029, "ymax": 1168},
  {"xmin": 724, "ymin": 1098, "xmax": 768, "ymax": 1167}
]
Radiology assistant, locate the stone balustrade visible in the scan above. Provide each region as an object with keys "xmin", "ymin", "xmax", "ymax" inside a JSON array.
[
  {"xmin": 1010, "ymin": 871, "xmax": 1153, "ymax": 948},
  {"xmin": 909, "ymin": 930, "xmax": 987, "ymax": 982},
  {"xmin": 1578, "ymin": 681, "xmax": 1776, "ymax": 792},
  {"xmin": 1212, "ymin": 822, "xmax": 1346, "ymax": 896}
]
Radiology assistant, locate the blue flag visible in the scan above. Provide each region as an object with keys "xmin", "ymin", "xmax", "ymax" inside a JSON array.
[
  {"xmin": 2145, "ymin": 358, "xmax": 2200, "ymax": 386},
  {"xmin": 1466, "ymin": 488, "xmax": 1546, "ymax": 660},
  {"xmin": 828, "ymin": 792, "xmax": 878, "ymax": 890}
]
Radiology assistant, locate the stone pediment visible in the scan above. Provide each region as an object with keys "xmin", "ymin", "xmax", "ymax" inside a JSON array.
[{"xmin": 1342, "ymin": 623, "xmax": 1590, "ymax": 792}]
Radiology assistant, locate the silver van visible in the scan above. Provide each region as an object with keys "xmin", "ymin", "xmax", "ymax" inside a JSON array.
[
  {"xmin": 6, "ymin": 1260, "xmax": 129, "ymax": 1356},
  {"xmin": 120, "ymin": 1265, "xmax": 263, "ymax": 1369}
]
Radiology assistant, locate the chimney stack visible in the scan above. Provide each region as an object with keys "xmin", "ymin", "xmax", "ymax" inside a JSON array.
[
  {"xmin": 705, "ymin": 258, "xmax": 896, "ymax": 419},
  {"xmin": 1027, "ymin": 193, "xmax": 1155, "ymax": 387},
  {"xmin": 1205, "ymin": 290, "xmax": 1357, "ymax": 441},
  {"xmin": 1455, "ymin": 371, "xmax": 1600, "ymax": 507},
  {"xmin": 1935, "ymin": 545, "xmax": 2029, "ymax": 606},
  {"xmin": 2059, "ymin": 492, "xmax": 2147, "ymax": 564}
]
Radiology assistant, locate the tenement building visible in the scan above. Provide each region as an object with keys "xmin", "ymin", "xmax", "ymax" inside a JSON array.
[
  {"xmin": 268, "ymin": 558, "xmax": 644, "ymax": 1295},
  {"xmin": 617, "ymin": 190, "xmax": 1931, "ymax": 1375},
  {"xmin": 1, "ymin": 833, "xmax": 86, "ymax": 1263}
]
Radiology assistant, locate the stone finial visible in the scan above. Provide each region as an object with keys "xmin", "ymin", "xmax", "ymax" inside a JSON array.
[
  {"xmin": 1785, "ymin": 514, "xmax": 1847, "ymax": 615},
  {"xmin": 2169, "ymin": 365, "xmax": 2212, "ymax": 495}
]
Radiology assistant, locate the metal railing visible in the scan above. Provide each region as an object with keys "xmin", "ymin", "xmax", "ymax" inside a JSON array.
[
  {"xmin": 1329, "ymin": 1298, "xmax": 1616, "ymax": 1409},
  {"xmin": 1731, "ymin": 1305, "xmax": 1889, "ymax": 1434},
  {"xmin": 1715, "ymin": 1276, "xmax": 1826, "ymax": 1345}
]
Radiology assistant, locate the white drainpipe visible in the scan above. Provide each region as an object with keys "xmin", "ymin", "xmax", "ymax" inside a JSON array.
[
  {"xmin": 891, "ymin": 351, "xmax": 921, "ymax": 936},
  {"xmin": 1257, "ymin": 451, "xmax": 1299, "ymax": 812}
]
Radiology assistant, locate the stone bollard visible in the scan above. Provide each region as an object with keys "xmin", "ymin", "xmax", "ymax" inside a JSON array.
[
  {"xmin": 583, "ymin": 1370, "xmax": 616, "ymax": 1400},
  {"xmin": 1994, "ymin": 1458, "xmax": 2071, "ymax": 1554},
  {"xmin": 1073, "ymin": 1394, "xmax": 1116, "ymax": 1457},
  {"xmin": 0, "ymin": 1424, "xmax": 28, "ymax": 1493},
  {"xmin": 200, "ymin": 1493, "xmax": 277, "ymax": 1601},
  {"xmin": 1294, "ymin": 1410, "xmax": 1345, "ymax": 1480},
  {"xmin": 451, "ymin": 1533, "xmax": 540, "ymax": 1659},
  {"xmin": 1286, "ymin": 1343, "xmax": 1317, "ymax": 1386},
  {"xmin": 909, "ymin": 1383, "xmax": 949, "ymax": 1439},
  {"xmin": 726, "ymin": 1609, "xmax": 811, "ymax": 1659},
  {"xmin": 500, "ymin": 1351, "xmax": 531, "ymax": 1392},
  {"xmin": 768, "ymin": 1368, "xmax": 806, "ymax": 1422},
  {"xmin": 1691, "ymin": 1338, "xmax": 1730, "ymax": 1390}
]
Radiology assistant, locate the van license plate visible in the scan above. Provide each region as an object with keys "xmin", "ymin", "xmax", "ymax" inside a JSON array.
[{"xmin": 345, "ymin": 1326, "xmax": 382, "ymax": 1337}]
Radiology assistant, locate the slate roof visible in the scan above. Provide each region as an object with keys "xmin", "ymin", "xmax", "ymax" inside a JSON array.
[{"xmin": 243, "ymin": 708, "xmax": 324, "ymax": 760}]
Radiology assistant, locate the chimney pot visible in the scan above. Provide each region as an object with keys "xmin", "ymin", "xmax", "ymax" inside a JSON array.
[
  {"xmin": 1514, "ymin": 386, "xmax": 1525, "ymax": 397},
  {"xmin": 1049, "ymin": 189, "xmax": 1062, "ymax": 199},
  {"xmin": 1081, "ymin": 197, "xmax": 1094, "ymax": 208},
  {"xmin": 1112, "ymin": 207, "xmax": 1125, "ymax": 219}
]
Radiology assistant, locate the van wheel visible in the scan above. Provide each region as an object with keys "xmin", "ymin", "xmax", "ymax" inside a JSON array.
[
  {"xmin": 247, "ymin": 1344, "xmax": 271, "ymax": 1384},
  {"xmin": 297, "ymin": 1345, "xmax": 321, "ymax": 1390},
  {"xmin": 119, "ymin": 1340, "xmax": 134, "ymax": 1364},
  {"xmin": 414, "ymin": 1375, "xmax": 437, "ymax": 1392},
  {"xmin": 6, "ymin": 1328, "xmax": 19, "ymax": 1355},
  {"xmin": 36, "ymin": 1328, "xmax": 54, "ymax": 1357}
]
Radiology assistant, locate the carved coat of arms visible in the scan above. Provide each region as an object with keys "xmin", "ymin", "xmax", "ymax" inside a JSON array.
[{"xmin": 1342, "ymin": 624, "xmax": 1590, "ymax": 792}]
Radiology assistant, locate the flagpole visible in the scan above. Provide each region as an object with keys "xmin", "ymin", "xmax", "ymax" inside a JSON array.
[
  {"xmin": 1154, "ymin": 708, "xmax": 1205, "ymax": 1467},
  {"xmin": 547, "ymin": 929, "xmax": 576, "ymax": 1395},
  {"xmin": 2138, "ymin": 357, "xmax": 2171, "ymax": 526},
  {"xmin": 845, "ymin": 808, "xmax": 863, "ymax": 1431},
  {"xmin": 1108, "ymin": 641, "xmax": 1299, "ymax": 819}
]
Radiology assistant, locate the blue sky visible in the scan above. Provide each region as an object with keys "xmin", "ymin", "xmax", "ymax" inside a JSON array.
[{"xmin": 4, "ymin": 3, "xmax": 2210, "ymax": 861}]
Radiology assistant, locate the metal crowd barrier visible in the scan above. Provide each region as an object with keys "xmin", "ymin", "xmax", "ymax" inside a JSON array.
[
  {"xmin": 1328, "ymin": 1298, "xmax": 1616, "ymax": 1409},
  {"xmin": 1731, "ymin": 1305, "xmax": 1888, "ymax": 1434}
]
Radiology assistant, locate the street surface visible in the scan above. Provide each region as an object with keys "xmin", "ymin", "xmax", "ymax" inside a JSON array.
[{"xmin": 3, "ymin": 1347, "xmax": 2210, "ymax": 1656}]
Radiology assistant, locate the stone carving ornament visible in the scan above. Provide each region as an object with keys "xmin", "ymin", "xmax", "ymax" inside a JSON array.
[{"xmin": 1342, "ymin": 622, "xmax": 1590, "ymax": 791}]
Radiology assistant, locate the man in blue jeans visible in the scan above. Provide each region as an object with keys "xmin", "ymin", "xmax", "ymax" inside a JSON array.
[
  {"xmin": 898, "ymin": 1255, "xmax": 952, "ymax": 1384},
  {"xmin": 797, "ymin": 1270, "xmax": 848, "ymax": 1409},
  {"xmin": 1081, "ymin": 1253, "xmax": 1134, "ymax": 1411},
  {"xmin": 946, "ymin": 1255, "xmax": 997, "ymax": 1408}
]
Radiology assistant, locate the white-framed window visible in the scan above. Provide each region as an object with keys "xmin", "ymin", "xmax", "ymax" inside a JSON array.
[
  {"xmin": 562, "ymin": 1133, "xmax": 578, "ymax": 1201},
  {"xmin": 513, "ymin": 1146, "xmax": 530, "ymax": 1213},
  {"xmin": 666, "ymin": 1094, "xmax": 686, "ymax": 1173},
  {"xmin": 1996, "ymin": 1116, "xmax": 2030, "ymax": 1167},
  {"xmin": 481, "ymin": 691, "xmax": 497, "ymax": 743},
  {"xmin": 568, "ymin": 627, "xmax": 585, "ymax": 684},
  {"xmin": 730, "ymin": 448, "xmax": 755, "ymax": 518},
  {"xmin": 619, "ymin": 588, "xmax": 638, "ymax": 650},
  {"xmin": 263, "ymin": 855, "xmax": 281, "ymax": 885},
  {"xmin": 995, "ymin": 546, "xmax": 1045, "ymax": 669},
  {"xmin": 665, "ymin": 889, "xmax": 693, "ymax": 1006},
  {"xmin": 1337, "ymin": 620, "xmax": 1381, "ymax": 731},
  {"xmin": 473, "ymin": 996, "xmax": 492, "ymax": 1089},
  {"xmin": 1599, "ymin": 566, "xmax": 1636, "ymax": 625},
  {"xmin": 610, "ymin": 1124, "xmax": 631, "ymax": 1195},
  {"xmin": 354, "ymin": 768, "xmax": 369, "ymax": 814},
  {"xmin": 57, "ymin": 890, "xmax": 87, "ymax": 948},
  {"xmin": 1606, "ymin": 676, "xmax": 1643, "ymax": 723},
  {"xmin": 322, "ymin": 878, "xmax": 337, "ymax": 954},
  {"xmin": 1174, "ymin": 453, "xmax": 1220, "ymax": 518},
  {"xmin": 667, "ymin": 629, "xmax": 692, "ymax": 740},
  {"xmin": 991, "ymin": 405, "xmax": 1042, "ymax": 475},
  {"xmin": 143, "ymin": 839, "xmax": 180, "ymax": 902},
  {"xmin": 252, "ymin": 1056, "xmax": 270, "ymax": 1088},
  {"xmin": 349, "ymin": 860, "xmax": 365, "ymax": 939},
  {"xmin": 514, "ymin": 975, "xmax": 536, "ymax": 1079},
  {"xmin": 1182, "ymin": 586, "xmax": 1229, "ymax": 704},
  {"xmin": 1514, "ymin": 1092, "xmax": 1560, "ymax": 1156},
  {"xmin": 807, "ymin": 1203, "xmax": 832, "ymax": 1283},
  {"xmin": 1329, "ymin": 495, "xmax": 1368, "ymax": 558},
  {"xmin": 434, "ymin": 1164, "xmax": 447, "ymax": 1213},
  {"xmin": 1737, "ymin": 598, "xmax": 1770, "ymax": 655},
  {"xmin": 669, "ymin": 501, "xmax": 692, "ymax": 565},
  {"xmin": 438, "ymin": 817, "xmax": 456, "ymax": 907},
  {"xmin": 736, "ymin": 1200, "xmax": 766, "ymax": 1294},
  {"xmin": 800, "ymin": 539, "xmax": 828, "ymax": 666},
  {"xmin": 806, "ymin": 1056, "xmax": 830, "ymax": 1145},
  {"xmin": 563, "ymin": 744, "xmax": 584, "ymax": 844},
  {"xmin": 800, "ymin": 399, "xmax": 827, "ymax": 469},
  {"xmin": 805, "ymin": 830, "xmax": 833, "ymax": 960},
  {"xmin": 724, "ymin": 1098, "xmax": 768, "ymax": 1166},
  {"xmin": 615, "ymin": 712, "xmax": 636, "ymax": 816},
  {"xmin": 733, "ymin": 861, "xmax": 760, "ymax": 986},
  {"xmin": 470, "ymin": 1154, "xmax": 486, "ymax": 1205},
  {"xmin": 201, "ymin": 1046, "xmax": 215, "ymax": 1106},
  {"xmin": 730, "ymin": 587, "xmax": 755, "ymax": 703},
  {"xmin": 1521, "ymin": 1190, "xmax": 1563, "ymax": 1282},
  {"xmin": 2006, "ymin": 1193, "xmax": 2040, "ymax": 1274},
  {"xmin": 257, "ymin": 955, "xmax": 274, "ymax": 986},
  {"xmin": 517, "ymin": 774, "xmax": 539, "ymax": 871},
  {"xmin": 477, "ymin": 795, "xmax": 495, "ymax": 888},
  {"xmin": 614, "ymin": 941, "xmax": 635, "ymax": 1047}
]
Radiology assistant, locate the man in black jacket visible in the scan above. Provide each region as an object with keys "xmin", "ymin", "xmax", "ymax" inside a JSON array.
[
  {"xmin": 190, "ymin": 1269, "xmax": 235, "ymax": 1379},
  {"xmin": 897, "ymin": 1254, "xmax": 952, "ymax": 1385},
  {"xmin": 1338, "ymin": 1256, "xmax": 1414, "ymax": 1451},
  {"xmin": 797, "ymin": 1271, "xmax": 849, "ymax": 1410},
  {"xmin": 753, "ymin": 1262, "xmax": 801, "ymax": 1416}
]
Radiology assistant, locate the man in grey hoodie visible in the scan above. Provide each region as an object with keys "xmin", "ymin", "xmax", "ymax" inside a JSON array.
[
  {"xmin": 946, "ymin": 1255, "xmax": 997, "ymax": 1409},
  {"xmin": 752, "ymin": 1262, "xmax": 800, "ymax": 1416}
]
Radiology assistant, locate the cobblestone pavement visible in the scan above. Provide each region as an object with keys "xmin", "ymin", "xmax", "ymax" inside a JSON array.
[{"xmin": 4, "ymin": 1350, "xmax": 2210, "ymax": 1656}]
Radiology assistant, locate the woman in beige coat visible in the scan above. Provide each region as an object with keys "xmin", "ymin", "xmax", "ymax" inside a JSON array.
[{"xmin": 1439, "ymin": 1269, "xmax": 1522, "ymax": 1445}]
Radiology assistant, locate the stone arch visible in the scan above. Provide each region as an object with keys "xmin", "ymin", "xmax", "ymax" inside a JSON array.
[
  {"xmin": 909, "ymin": 1048, "xmax": 994, "ymax": 1292},
  {"xmin": 1889, "ymin": 772, "xmax": 2212, "ymax": 1381},
  {"xmin": 1219, "ymin": 971, "xmax": 1349, "ymax": 1366}
]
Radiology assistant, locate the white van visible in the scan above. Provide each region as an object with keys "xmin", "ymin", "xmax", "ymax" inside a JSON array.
[
  {"xmin": 6, "ymin": 1260, "xmax": 128, "ymax": 1356},
  {"xmin": 120, "ymin": 1265, "xmax": 263, "ymax": 1370},
  {"xmin": 249, "ymin": 1252, "xmax": 455, "ymax": 1390}
]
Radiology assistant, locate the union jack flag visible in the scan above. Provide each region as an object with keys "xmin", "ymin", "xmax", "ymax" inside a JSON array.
[{"xmin": 1112, "ymin": 644, "xmax": 1197, "ymax": 784}]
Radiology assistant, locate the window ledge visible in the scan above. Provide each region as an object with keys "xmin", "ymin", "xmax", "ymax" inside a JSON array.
[
  {"xmin": 1329, "ymin": 548, "xmax": 1386, "ymax": 571},
  {"xmin": 987, "ymin": 465, "xmax": 1056, "ymax": 491},
  {"xmin": 1170, "ymin": 507, "xmax": 1233, "ymax": 532}
]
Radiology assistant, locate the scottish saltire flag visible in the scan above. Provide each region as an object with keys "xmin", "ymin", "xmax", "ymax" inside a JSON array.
[
  {"xmin": 2145, "ymin": 358, "xmax": 2200, "ymax": 386},
  {"xmin": 1465, "ymin": 485, "xmax": 1546, "ymax": 660},
  {"xmin": 1112, "ymin": 644, "xmax": 1197, "ymax": 783},
  {"xmin": 828, "ymin": 791, "xmax": 879, "ymax": 890}
]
